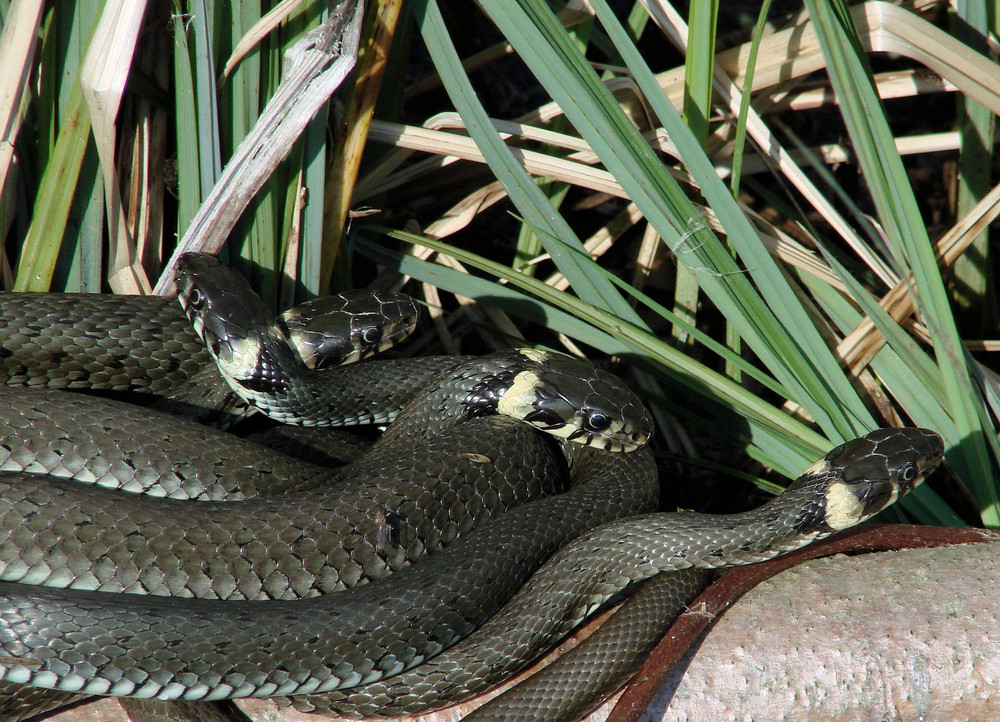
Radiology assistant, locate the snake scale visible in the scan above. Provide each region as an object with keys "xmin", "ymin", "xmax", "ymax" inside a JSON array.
[{"xmin": 0, "ymin": 254, "xmax": 945, "ymax": 721}]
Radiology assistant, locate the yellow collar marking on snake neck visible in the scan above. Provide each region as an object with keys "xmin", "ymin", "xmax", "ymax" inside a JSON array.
[
  {"xmin": 823, "ymin": 477, "xmax": 899, "ymax": 531},
  {"xmin": 823, "ymin": 482, "xmax": 865, "ymax": 531},
  {"xmin": 802, "ymin": 458, "xmax": 831, "ymax": 477},
  {"xmin": 496, "ymin": 365, "xmax": 607, "ymax": 445},
  {"xmin": 497, "ymin": 369, "xmax": 551, "ymax": 425},
  {"xmin": 516, "ymin": 348, "xmax": 551, "ymax": 364}
]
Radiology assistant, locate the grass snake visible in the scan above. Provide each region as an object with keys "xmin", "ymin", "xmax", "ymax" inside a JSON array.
[
  {"xmin": 0, "ymin": 281, "xmax": 422, "ymax": 427},
  {"xmin": 0, "ymin": 255, "xmax": 945, "ymax": 720}
]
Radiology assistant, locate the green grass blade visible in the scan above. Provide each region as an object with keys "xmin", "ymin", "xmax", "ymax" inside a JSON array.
[
  {"xmin": 803, "ymin": 0, "xmax": 999, "ymax": 525},
  {"xmin": 14, "ymin": 81, "xmax": 90, "ymax": 291},
  {"xmin": 682, "ymin": 0, "xmax": 717, "ymax": 147},
  {"xmin": 482, "ymin": 0, "xmax": 874, "ymax": 438},
  {"xmin": 729, "ymin": 0, "xmax": 773, "ymax": 196},
  {"xmin": 358, "ymin": 227, "xmax": 828, "ymax": 459},
  {"xmin": 410, "ymin": 0, "xmax": 642, "ymax": 322}
]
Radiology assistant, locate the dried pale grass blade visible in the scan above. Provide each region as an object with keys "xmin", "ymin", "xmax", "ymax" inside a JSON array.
[
  {"xmin": 759, "ymin": 69, "xmax": 956, "ymax": 114},
  {"xmin": 321, "ymin": 0, "xmax": 405, "ymax": 293},
  {"xmin": 153, "ymin": 0, "xmax": 363, "ymax": 295},
  {"xmin": 697, "ymin": 1, "xmax": 999, "ymax": 112},
  {"xmin": 79, "ymin": 0, "xmax": 150, "ymax": 293},
  {"xmin": 508, "ymin": 2, "xmax": 984, "ymax": 135},
  {"xmin": 430, "ymin": 113, "xmax": 599, "ymax": 153},
  {"xmin": 355, "ymin": 109, "xmax": 515, "ymax": 198},
  {"xmin": 0, "ymin": 0, "xmax": 44, "ymax": 203},
  {"xmin": 733, "ymin": 131, "xmax": 965, "ymax": 175},
  {"xmin": 629, "ymin": 220, "xmax": 661, "ymax": 296},
  {"xmin": 419, "ymin": 253, "xmax": 519, "ymax": 353},
  {"xmin": 421, "ymin": 280, "xmax": 459, "ymax": 355},
  {"xmin": 357, "ymin": 114, "xmax": 605, "ymax": 199},
  {"xmin": 544, "ymin": 203, "xmax": 646, "ymax": 292},
  {"xmin": 860, "ymin": 1, "xmax": 1000, "ymax": 116},
  {"xmin": 366, "ymin": 121, "xmax": 628, "ymax": 197},
  {"xmin": 373, "ymin": 119, "xmax": 844, "ymax": 295},
  {"xmin": 366, "ymin": 119, "xmax": 690, "ymax": 203},
  {"xmin": 126, "ymin": 114, "xmax": 168, "ymax": 278},
  {"xmin": 279, "ymin": 178, "xmax": 308, "ymax": 309},
  {"xmin": 837, "ymin": 179, "xmax": 1000, "ymax": 373},
  {"xmin": 423, "ymin": 182, "xmax": 509, "ymax": 239}
]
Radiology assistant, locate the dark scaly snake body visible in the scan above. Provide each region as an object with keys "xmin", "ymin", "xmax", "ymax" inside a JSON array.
[
  {"xmin": 0, "ymin": 264, "xmax": 659, "ymax": 708},
  {"xmin": 307, "ymin": 427, "xmax": 943, "ymax": 718},
  {"xmin": 0, "ymin": 415, "xmax": 564, "ymax": 599},
  {"xmin": 0, "ymin": 292, "xmax": 207, "ymax": 395},
  {"xmin": 0, "ymin": 428, "xmax": 941, "ymax": 708},
  {"xmin": 458, "ymin": 569, "xmax": 711, "ymax": 722},
  {"xmin": 0, "ymin": 279, "xmax": 440, "ymax": 719},
  {"xmin": 0, "ymin": 441, "xmax": 658, "ymax": 700},
  {"xmin": 0, "ymin": 260, "xmax": 946, "ymax": 718},
  {"xmin": 0, "ymin": 289, "xmax": 420, "ymax": 394},
  {"xmin": 0, "ymin": 285, "xmax": 434, "ymax": 720},
  {"xmin": 0, "ymin": 264, "xmax": 652, "ymax": 596},
  {"xmin": 0, "ymin": 340, "xmax": 657, "ymax": 600},
  {"xmin": 0, "ymin": 288, "xmax": 432, "ymax": 426},
  {"xmin": 0, "ymin": 387, "xmax": 335, "ymax": 500}
]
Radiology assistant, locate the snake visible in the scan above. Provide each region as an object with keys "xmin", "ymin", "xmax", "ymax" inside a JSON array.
[
  {"xmin": 312, "ymin": 426, "xmax": 943, "ymax": 720},
  {"xmin": 0, "ymin": 257, "xmax": 946, "ymax": 720},
  {"xmin": 0, "ymin": 344, "xmax": 649, "ymax": 601},
  {"xmin": 0, "ymin": 255, "xmax": 655, "ymax": 701},
  {"xmin": 0, "ymin": 278, "xmax": 421, "ymax": 426},
  {"xmin": 0, "ymin": 427, "xmax": 941, "ymax": 715},
  {"xmin": 0, "ymin": 275, "xmax": 437, "ymax": 722}
]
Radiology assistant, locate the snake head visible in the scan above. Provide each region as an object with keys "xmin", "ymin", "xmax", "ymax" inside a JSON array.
[
  {"xmin": 176, "ymin": 255, "xmax": 422, "ymax": 410},
  {"xmin": 175, "ymin": 252, "xmax": 292, "ymax": 396},
  {"xmin": 811, "ymin": 427, "xmax": 944, "ymax": 531},
  {"xmin": 278, "ymin": 289, "xmax": 419, "ymax": 369},
  {"xmin": 492, "ymin": 349, "xmax": 652, "ymax": 452},
  {"xmin": 174, "ymin": 253, "xmax": 275, "ymax": 355}
]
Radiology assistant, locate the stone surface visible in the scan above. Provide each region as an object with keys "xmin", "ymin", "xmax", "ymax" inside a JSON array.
[{"xmin": 642, "ymin": 543, "xmax": 1000, "ymax": 721}]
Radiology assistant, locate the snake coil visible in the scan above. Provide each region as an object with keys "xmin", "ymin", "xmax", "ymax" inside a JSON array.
[{"xmin": 0, "ymin": 256, "xmax": 946, "ymax": 720}]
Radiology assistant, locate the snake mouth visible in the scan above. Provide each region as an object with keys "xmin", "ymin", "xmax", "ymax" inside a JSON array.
[{"xmin": 563, "ymin": 425, "xmax": 650, "ymax": 453}]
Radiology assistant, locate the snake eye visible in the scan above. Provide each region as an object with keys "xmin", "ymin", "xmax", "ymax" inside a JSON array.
[
  {"xmin": 898, "ymin": 462, "xmax": 918, "ymax": 484},
  {"xmin": 187, "ymin": 287, "xmax": 205, "ymax": 310},
  {"xmin": 583, "ymin": 411, "xmax": 611, "ymax": 433},
  {"xmin": 360, "ymin": 327, "xmax": 382, "ymax": 346}
]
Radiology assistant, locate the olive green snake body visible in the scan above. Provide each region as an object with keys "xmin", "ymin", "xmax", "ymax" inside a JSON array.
[
  {"xmin": 0, "ymin": 257, "xmax": 945, "ymax": 720},
  {"xmin": 286, "ymin": 426, "xmax": 943, "ymax": 719},
  {"xmin": 0, "ymin": 284, "xmax": 429, "ymax": 427}
]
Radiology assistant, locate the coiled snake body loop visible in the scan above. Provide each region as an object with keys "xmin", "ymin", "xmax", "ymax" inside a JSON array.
[{"xmin": 0, "ymin": 256, "xmax": 945, "ymax": 720}]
